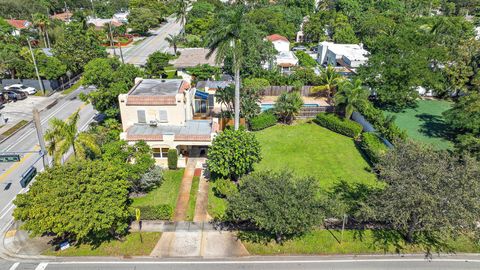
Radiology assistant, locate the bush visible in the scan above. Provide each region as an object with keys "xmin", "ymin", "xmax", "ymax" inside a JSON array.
[
  {"xmin": 360, "ymin": 132, "xmax": 389, "ymax": 164},
  {"xmin": 356, "ymin": 102, "xmax": 407, "ymax": 142},
  {"xmin": 168, "ymin": 149, "xmax": 178, "ymax": 170},
  {"xmin": 213, "ymin": 179, "xmax": 238, "ymax": 198},
  {"xmin": 134, "ymin": 166, "xmax": 163, "ymax": 193},
  {"xmin": 250, "ymin": 112, "xmax": 277, "ymax": 131},
  {"xmin": 135, "ymin": 205, "xmax": 173, "ymax": 220},
  {"xmin": 314, "ymin": 113, "xmax": 363, "ymax": 138}
]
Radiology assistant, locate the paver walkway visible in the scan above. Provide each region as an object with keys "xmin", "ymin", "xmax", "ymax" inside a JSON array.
[{"xmin": 173, "ymin": 159, "xmax": 196, "ymax": 221}]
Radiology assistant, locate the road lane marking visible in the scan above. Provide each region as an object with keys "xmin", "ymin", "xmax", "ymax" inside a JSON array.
[
  {"xmin": 8, "ymin": 262, "xmax": 19, "ymax": 270},
  {"xmin": 0, "ymin": 204, "xmax": 15, "ymax": 219},
  {"xmin": 34, "ymin": 263, "xmax": 48, "ymax": 270},
  {"xmin": 48, "ymin": 258, "xmax": 480, "ymax": 265}
]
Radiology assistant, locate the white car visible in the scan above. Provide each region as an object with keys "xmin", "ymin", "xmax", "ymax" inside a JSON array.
[{"xmin": 4, "ymin": 84, "xmax": 37, "ymax": 95}]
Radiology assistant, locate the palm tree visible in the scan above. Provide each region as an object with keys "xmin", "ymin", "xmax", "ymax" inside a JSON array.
[
  {"xmin": 311, "ymin": 65, "xmax": 344, "ymax": 102},
  {"xmin": 274, "ymin": 92, "xmax": 304, "ymax": 124},
  {"xmin": 334, "ymin": 79, "xmax": 370, "ymax": 119},
  {"xmin": 44, "ymin": 110, "xmax": 100, "ymax": 164},
  {"xmin": 165, "ymin": 34, "xmax": 182, "ymax": 54},
  {"xmin": 32, "ymin": 13, "xmax": 51, "ymax": 48},
  {"xmin": 206, "ymin": 4, "xmax": 249, "ymax": 130},
  {"xmin": 174, "ymin": 0, "xmax": 192, "ymax": 35}
]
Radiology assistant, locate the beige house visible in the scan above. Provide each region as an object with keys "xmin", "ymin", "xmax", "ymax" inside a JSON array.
[{"xmin": 119, "ymin": 78, "xmax": 219, "ymax": 167}]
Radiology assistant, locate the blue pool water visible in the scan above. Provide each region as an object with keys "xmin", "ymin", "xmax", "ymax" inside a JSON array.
[{"xmin": 260, "ymin": 103, "xmax": 319, "ymax": 112}]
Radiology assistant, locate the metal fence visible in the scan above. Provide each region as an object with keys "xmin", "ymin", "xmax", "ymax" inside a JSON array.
[{"xmin": 298, "ymin": 106, "xmax": 334, "ymax": 119}]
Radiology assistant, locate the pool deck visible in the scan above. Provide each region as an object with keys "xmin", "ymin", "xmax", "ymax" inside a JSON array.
[{"xmin": 260, "ymin": 96, "xmax": 330, "ymax": 106}]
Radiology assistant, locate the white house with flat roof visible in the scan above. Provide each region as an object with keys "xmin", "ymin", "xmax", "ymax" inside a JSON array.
[
  {"xmin": 317, "ymin": 41, "xmax": 369, "ymax": 74},
  {"xmin": 119, "ymin": 78, "xmax": 219, "ymax": 167},
  {"xmin": 264, "ymin": 34, "xmax": 299, "ymax": 73}
]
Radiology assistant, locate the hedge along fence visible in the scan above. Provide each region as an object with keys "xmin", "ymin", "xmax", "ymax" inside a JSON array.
[
  {"xmin": 133, "ymin": 205, "xmax": 174, "ymax": 220},
  {"xmin": 250, "ymin": 111, "xmax": 278, "ymax": 131},
  {"xmin": 360, "ymin": 132, "xmax": 389, "ymax": 164},
  {"xmin": 261, "ymin": 86, "xmax": 323, "ymax": 97},
  {"xmin": 314, "ymin": 113, "xmax": 363, "ymax": 138},
  {"xmin": 352, "ymin": 111, "xmax": 394, "ymax": 148}
]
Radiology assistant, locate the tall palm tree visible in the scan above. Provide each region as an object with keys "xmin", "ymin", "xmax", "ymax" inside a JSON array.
[
  {"xmin": 207, "ymin": 4, "xmax": 249, "ymax": 130},
  {"xmin": 174, "ymin": 0, "xmax": 192, "ymax": 35},
  {"xmin": 311, "ymin": 65, "xmax": 344, "ymax": 102},
  {"xmin": 165, "ymin": 34, "xmax": 182, "ymax": 54},
  {"xmin": 44, "ymin": 110, "xmax": 100, "ymax": 164},
  {"xmin": 334, "ymin": 79, "xmax": 370, "ymax": 119},
  {"xmin": 32, "ymin": 13, "xmax": 51, "ymax": 48}
]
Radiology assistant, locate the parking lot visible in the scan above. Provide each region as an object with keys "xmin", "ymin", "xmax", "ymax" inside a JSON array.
[{"xmin": 0, "ymin": 93, "xmax": 62, "ymax": 138}]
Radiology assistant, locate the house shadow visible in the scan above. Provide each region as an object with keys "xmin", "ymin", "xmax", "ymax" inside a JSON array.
[{"xmin": 416, "ymin": 113, "xmax": 455, "ymax": 141}]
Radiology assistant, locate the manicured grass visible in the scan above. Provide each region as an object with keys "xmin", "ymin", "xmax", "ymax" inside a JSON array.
[
  {"xmin": 185, "ymin": 176, "xmax": 200, "ymax": 221},
  {"xmin": 255, "ymin": 123, "xmax": 377, "ymax": 189},
  {"xmin": 1, "ymin": 120, "xmax": 29, "ymax": 137},
  {"xmin": 132, "ymin": 169, "xmax": 184, "ymax": 209},
  {"xmin": 207, "ymin": 181, "xmax": 228, "ymax": 220},
  {"xmin": 244, "ymin": 230, "xmax": 480, "ymax": 255},
  {"xmin": 62, "ymin": 80, "xmax": 83, "ymax": 95},
  {"xmin": 43, "ymin": 232, "xmax": 161, "ymax": 257},
  {"xmin": 383, "ymin": 100, "xmax": 454, "ymax": 149}
]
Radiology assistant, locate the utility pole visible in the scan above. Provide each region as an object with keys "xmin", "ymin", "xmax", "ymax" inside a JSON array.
[
  {"xmin": 118, "ymin": 41, "xmax": 125, "ymax": 64},
  {"xmin": 90, "ymin": 0, "xmax": 96, "ymax": 19},
  {"xmin": 33, "ymin": 108, "xmax": 48, "ymax": 169},
  {"xmin": 27, "ymin": 38, "xmax": 45, "ymax": 96}
]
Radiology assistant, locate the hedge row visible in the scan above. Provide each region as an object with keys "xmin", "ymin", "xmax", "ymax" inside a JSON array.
[
  {"xmin": 314, "ymin": 113, "xmax": 363, "ymax": 138},
  {"xmin": 250, "ymin": 111, "xmax": 277, "ymax": 131},
  {"xmin": 134, "ymin": 205, "xmax": 173, "ymax": 220},
  {"xmin": 360, "ymin": 132, "xmax": 389, "ymax": 164},
  {"xmin": 356, "ymin": 102, "xmax": 407, "ymax": 143}
]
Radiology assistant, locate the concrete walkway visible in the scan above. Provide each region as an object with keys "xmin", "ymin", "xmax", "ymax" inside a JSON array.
[
  {"xmin": 173, "ymin": 160, "xmax": 196, "ymax": 221},
  {"xmin": 193, "ymin": 173, "xmax": 210, "ymax": 222}
]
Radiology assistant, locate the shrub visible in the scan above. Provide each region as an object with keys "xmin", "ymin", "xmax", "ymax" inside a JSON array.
[
  {"xmin": 135, "ymin": 205, "xmax": 173, "ymax": 220},
  {"xmin": 314, "ymin": 113, "xmax": 363, "ymax": 138},
  {"xmin": 250, "ymin": 112, "xmax": 277, "ymax": 131},
  {"xmin": 360, "ymin": 132, "xmax": 389, "ymax": 164},
  {"xmin": 356, "ymin": 102, "xmax": 407, "ymax": 142},
  {"xmin": 168, "ymin": 149, "xmax": 178, "ymax": 170},
  {"xmin": 213, "ymin": 179, "xmax": 238, "ymax": 198},
  {"xmin": 134, "ymin": 166, "xmax": 163, "ymax": 193}
]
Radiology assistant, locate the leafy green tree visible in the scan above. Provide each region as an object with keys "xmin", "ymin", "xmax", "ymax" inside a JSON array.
[
  {"xmin": 13, "ymin": 159, "xmax": 131, "ymax": 244},
  {"xmin": 295, "ymin": 51, "xmax": 317, "ymax": 68},
  {"xmin": 186, "ymin": 64, "xmax": 220, "ymax": 81},
  {"xmin": 44, "ymin": 110, "xmax": 101, "ymax": 163},
  {"xmin": 274, "ymin": 92, "xmax": 303, "ymax": 124},
  {"xmin": 145, "ymin": 52, "xmax": 174, "ymax": 78},
  {"xmin": 135, "ymin": 166, "xmax": 163, "ymax": 194},
  {"xmin": 334, "ymin": 79, "xmax": 369, "ymax": 119},
  {"xmin": 32, "ymin": 13, "xmax": 51, "ymax": 48},
  {"xmin": 227, "ymin": 170, "xmax": 323, "ymax": 243},
  {"xmin": 128, "ymin": 8, "xmax": 159, "ymax": 34},
  {"xmin": 207, "ymin": 128, "xmax": 262, "ymax": 181},
  {"xmin": 53, "ymin": 22, "xmax": 107, "ymax": 73},
  {"xmin": 361, "ymin": 140, "xmax": 480, "ymax": 251}
]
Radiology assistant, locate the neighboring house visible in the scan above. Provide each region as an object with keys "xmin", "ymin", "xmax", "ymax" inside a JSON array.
[
  {"xmin": 475, "ymin": 26, "xmax": 480, "ymax": 40},
  {"xmin": 6, "ymin": 19, "xmax": 31, "ymax": 36},
  {"xmin": 195, "ymin": 80, "xmax": 234, "ymax": 112},
  {"xmin": 113, "ymin": 12, "xmax": 129, "ymax": 23},
  {"xmin": 264, "ymin": 34, "xmax": 299, "ymax": 73},
  {"xmin": 87, "ymin": 17, "xmax": 123, "ymax": 30},
  {"xmin": 296, "ymin": 17, "xmax": 308, "ymax": 43},
  {"xmin": 170, "ymin": 48, "xmax": 221, "ymax": 82},
  {"xmin": 51, "ymin": 12, "xmax": 73, "ymax": 23},
  {"xmin": 119, "ymin": 78, "xmax": 219, "ymax": 167},
  {"xmin": 317, "ymin": 41, "xmax": 369, "ymax": 74}
]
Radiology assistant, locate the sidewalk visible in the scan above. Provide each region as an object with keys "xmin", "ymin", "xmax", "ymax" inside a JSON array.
[{"xmin": 173, "ymin": 159, "xmax": 197, "ymax": 221}]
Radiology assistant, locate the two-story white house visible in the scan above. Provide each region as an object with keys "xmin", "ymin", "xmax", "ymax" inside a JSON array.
[
  {"xmin": 264, "ymin": 34, "xmax": 299, "ymax": 73},
  {"xmin": 317, "ymin": 41, "xmax": 369, "ymax": 74},
  {"xmin": 119, "ymin": 78, "xmax": 219, "ymax": 167}
]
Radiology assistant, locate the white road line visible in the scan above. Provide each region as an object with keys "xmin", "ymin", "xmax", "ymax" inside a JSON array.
[
  {"xmin": 0, "ymin": 204, "xmax": 14, "ymax": 220},
  {"xmin": 49, "ymin": 259, "xmax": 480, "ymax": 265},
  {"xmin": 34, "ymin": 263, "xmax": 48, "ymax": 270},
  {"xmin": 8, "ymin": 262, "xmax": 19, "ymax": 270}
]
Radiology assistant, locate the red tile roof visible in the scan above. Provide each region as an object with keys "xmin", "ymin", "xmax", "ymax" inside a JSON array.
[
  {"xmin": 179, "ymin": 81, "xmax": 191, "ymax": 93},
  {"xmin": 6, "ymin": 19, "xmax": 31, "ymax": 29},
  {"xmin": 126, "ymin": 134, "xmax": 163, "ymax": 141},
  {"xmin": 266, "ymin": 34, "xmax": 289, "ymax": 43},
  {"xmin": 126, "ymin": 96, "xmax": 177, "ymax": 106},
  {"xmin": 174, "ymin": 134, "xmax": 211, "ymax": 142},
  {"xmin": 51, "ymin": 12, "xmax": 73, "ymax": 21}
]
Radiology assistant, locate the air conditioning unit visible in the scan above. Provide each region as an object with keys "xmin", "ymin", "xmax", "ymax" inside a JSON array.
[{"xmin": 149, "ymin": 120, "xmax": 158, "ymax": 127}]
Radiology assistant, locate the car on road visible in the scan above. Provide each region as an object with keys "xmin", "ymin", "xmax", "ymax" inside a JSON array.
[
  {"xmin": 4, "ymin": 84, "xmax": 37, "ymax": 95},
  {"xmin": 292, "ymin": 46, "xmax": 307, "ymax": 52},
  {"xmin": 2, "ymin": 90, "xmax": 28, "ymax": 101}
]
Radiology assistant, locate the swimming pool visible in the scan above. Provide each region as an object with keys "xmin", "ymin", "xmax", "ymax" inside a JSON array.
[{"xmin": 260, "ymin": 103, "xmax": 319, "ymax": 112}]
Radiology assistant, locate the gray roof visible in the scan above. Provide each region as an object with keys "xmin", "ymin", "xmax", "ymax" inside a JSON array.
[
  {"xmin": 196, "ymin": 80, "xmax": 233, "ymax": 89},
  {"xmin": 128, "ymin": 120, "xmax": 213, "ymax": 136},
  {"xmin": 130, "ymin": 79, "xmax": 183, "ymax": 96}
]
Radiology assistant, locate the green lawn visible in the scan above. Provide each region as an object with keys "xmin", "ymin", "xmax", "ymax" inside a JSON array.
[
  {"xmin": 43, "ymin": 232, "xmax": 161, "ymax": 256},
  {"xmin": 255, "ymin": 123, "xmax": 377, "ymax": 189},
  {"xmin": 207, "ymin": 181, "xmax": 228, "ymax": 220},
  {"xmin": 185, "ymin": 176, "xmax": 200, "ymax": 221},
  {"xmin": 244, "ymin": 230, "xmax": 480, "ymax": 255},
  {"xmin": 383, "ymin": 100, "xmax": 454, "ymax": 149},
  {"xmin": 1, "ymin": 120, "xmax": 29, "ymax": 137},
  {"xmin": 132, "ymin": 169, "xmax": 184, "ymax": 209}
]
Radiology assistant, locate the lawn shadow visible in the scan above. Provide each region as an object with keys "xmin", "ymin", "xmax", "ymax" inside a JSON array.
[{"xmin": 416, "ymin": 113, "xmax": 455, "ymax": 141}]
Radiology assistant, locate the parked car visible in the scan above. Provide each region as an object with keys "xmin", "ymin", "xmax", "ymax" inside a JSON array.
[
  {"xmin": 292, "ymin": 46, "xmax": 307, "ymax": 52},
  {"xmin": 4, "ymin": 84, "xmax": 37, "ymax": 95},
  {"xmin": 2, "ymin": 90, "xmax": 27, "ymax": 101}
]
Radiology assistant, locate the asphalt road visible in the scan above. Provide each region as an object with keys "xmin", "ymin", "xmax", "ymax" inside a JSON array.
[
  {"xmin": 2, "ymin": 257, "xmax": 480, "ymax": 270},
  {"xmin": 0, "ymin": 86, "xmax": 97, "ymax": 237},
  {"xmin": 122, "ymin": 17, "xmax": 182, "ymax": 66}
]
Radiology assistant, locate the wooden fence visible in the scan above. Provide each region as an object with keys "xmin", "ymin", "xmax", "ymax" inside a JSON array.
[{"xmin": 261, "ymin": 85, "xmax": 329, "ymax": 97}]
